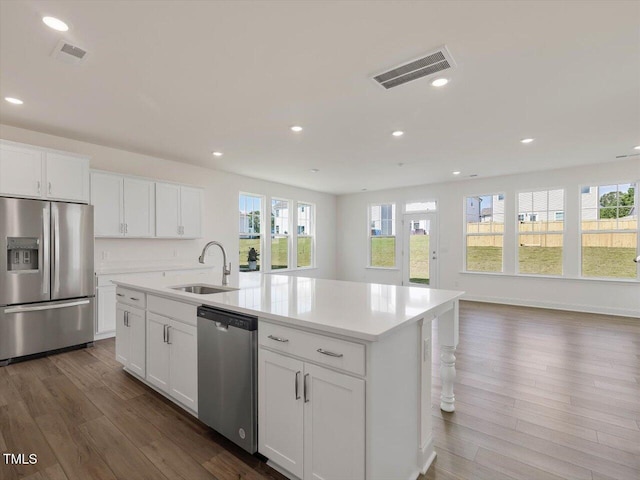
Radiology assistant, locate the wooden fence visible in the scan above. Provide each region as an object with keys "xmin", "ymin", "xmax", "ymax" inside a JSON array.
[{"xmin": 467, "ymin": 220, "xmax": 637, "ymax": 248}]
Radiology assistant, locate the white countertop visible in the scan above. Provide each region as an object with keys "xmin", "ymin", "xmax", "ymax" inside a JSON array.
[
  {"xmin": 112, "ymin": 273, "xmax": 464, "ymax": 342},
  {"xmin": 96, "ymin": 263, "xmax": 214, "ymax": 275}
]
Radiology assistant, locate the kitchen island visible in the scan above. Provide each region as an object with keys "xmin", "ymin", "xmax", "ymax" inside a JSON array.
[{"xmin": 112, "ymin": 273, "xmax": 463, "ymax": 480}]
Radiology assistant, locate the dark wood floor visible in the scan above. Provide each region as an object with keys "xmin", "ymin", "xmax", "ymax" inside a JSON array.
[{"xmin": 1, "ymin": 301, "xmax": 639, "ymax": 480}]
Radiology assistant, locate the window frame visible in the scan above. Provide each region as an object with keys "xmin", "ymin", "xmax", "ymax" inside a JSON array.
[
  {"xmin": 463, "ymin": 192, "xmax": 505, "ymax": 273},
  {"xmin": 579, "ymin": 181, "xmax": 639, "ymax": 280},
  {"xmin": 368, "ymin": 202, "xmax": 398, "ymax": 269},
  {"xmin": 238, "ymin": 192, "xmax": 265, "ymax": 273},
  {"xmin": 270, "ymin": 197, "xmax": 292, "ymax": 272},
  {"xmin": 295, "ymin": 200, "xmax": 315, "ymax": 269},
  {"xmin": 515, "ymin": 187, "xmax": 566, "ymax": 276}
]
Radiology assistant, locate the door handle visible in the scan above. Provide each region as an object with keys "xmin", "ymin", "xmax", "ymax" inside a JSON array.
[
  {"xmin": 37, "ymin": 180, "xmax": 41, "ymax": 194},
  {"xmin": 5, "ymin": 299, "xmax": 90, "ymax": 314},
  {"xmin": 48, "ymin": 182, "xmax": 52, "ymax": 194},
  {"xmin": 317, "ymin": 348, "xmax": 343, "ymax": 358},
  {"xmin": 163, "ymin": 324, "xmax": 167, "ymax": 343},
  {"xmin": 268, "ymin": 335, "xmax": 289, "ymax": 343},
  {"xmin": 166, "ymin": 326, "xmax": 172, "ymax": 344},
  {"xmin": 124, "ymin": 311, "xmax": 129, "ymax": 327},
  {"xmin": 295, "ymin": 371, "xmax": 301, "ymax": 400},
  {"xmin": 42, "ymin": 206, "xmax": 50, "ymax": 295},
  {"xmin": 303, "ymin": 373, "xmax": 310, "ymax": 403}
]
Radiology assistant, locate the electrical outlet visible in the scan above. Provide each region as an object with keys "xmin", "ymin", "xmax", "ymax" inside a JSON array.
[{"xmin": 101, "ymin": 251, "xmax": 109, "ymax": 260}]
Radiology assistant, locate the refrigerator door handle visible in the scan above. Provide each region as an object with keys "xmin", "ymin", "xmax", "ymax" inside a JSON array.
[
  {"xmin": 52, "ymin": 206, "xmax": 60, "ymax": 296},
  {"xmin": 4, "ymin": 299, "xmax": 90, "ymax": 314},
  {"xmin": 42, "ymin": 206, "xmax": 50, "ymax": 295}
]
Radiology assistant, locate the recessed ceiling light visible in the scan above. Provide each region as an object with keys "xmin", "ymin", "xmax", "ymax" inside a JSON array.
[
  {"xmin": 452, "ymin": 171, "xmax": 461, "ymax": 175},
  {"xmin": 520, "ymin": 138, "xmax": 535, "ymax": 144},
  {"xmin": 212, "ymin": 151, "xmax": 223, "ymax": 157},
  {"xmin": 392, "ymin": 130, "xmax": 404, "ymax": 137},
  {"xmin": 42, "ymin": 16, "xmax": 69, "ymax": 32},
  {"xmin": 634, "ymin": 145, "xmax": 640, "ymax": 150},
  {"xmin": 4, "ymin": 97, "xmax": 23, "ymax": 105},
  {"xmin": 291, "ymin": 126, "xmax": 303, "ymax": 132},
  {"xmin": 310, "ymin": 168, "xmax": 319, "ymax": 173},
  {"xmin": 431, "ymin": 78, "xmax": 449, "ymax": 87}
]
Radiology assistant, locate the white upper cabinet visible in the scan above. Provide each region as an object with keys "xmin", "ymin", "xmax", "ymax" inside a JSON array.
[
  {"xmin": 0, "ymin": 142, "xmax": 43, "ymax": 198},
  {"xmin": 0, "ymin": 140, "xmax": 89, "ymax": 203},
  {"xmin": 123, "ymin": 177, "xmax": 155, "ymax": 237},
  {"xmin": 92, "ymin": 172, "xmax": 124, "ymax": 236},
  {"xmin": 155, "ymin": 182, "xmax": 181, "ymax": 237},
  {"xmin": 45, "ymin": 152, "xmax": 90, "ymax": 202},
  {"xmin": 156, "ymin": 182, "xmax": 203, "ymax": 239},
  {"xmin": 180, "ymin": 186, "xmax": 203, "ymax": 238},
  {"xmin": 91, "ymin": 172, "xmax": 155, "ymax": 237}
]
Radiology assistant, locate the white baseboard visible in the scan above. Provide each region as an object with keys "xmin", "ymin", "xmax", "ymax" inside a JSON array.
[
  {"xmin": 94, "ymin": 331, "xmax": 115, "ymax": 341},
  {"xmin": 419, "ymin": 436, "xmax": 436, "ymax": 477},
  {"xmin": 462, "ymin": 294, "xmax": 640, "ymax": 319}
]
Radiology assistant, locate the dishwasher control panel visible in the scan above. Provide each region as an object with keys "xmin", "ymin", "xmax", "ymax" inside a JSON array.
[{"xmin": 197, "ymin": 305, "xmax": 258, "ymax": 331}]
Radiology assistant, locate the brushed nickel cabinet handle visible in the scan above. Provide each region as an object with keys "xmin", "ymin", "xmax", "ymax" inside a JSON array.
[
  {"xmin": 295, "ymin": 371, "xmax": 301, "ymax": 400},
  {"xmin": 317, "ymin": 348, "xmax": 343, "ymax": 358},
  {"xmin": 304, "ymin": 373, "xmax": 310, "ymax": 403},
  {"xmin": 130, "ymin": 297, "xmax": 140, "ymax": 301},
  {"xmin": 166, "ymin": 326, "xmax": 172, "ymax": 344},
  {"xmin": 48, "ymin": 182, "xmax": 52, "ymax": 194},
  {"xmin": 268, "ymin": 335, "xmax": 289, "ymax": 343},
  {"xmin": 116, "ymin": 293, "xmax": 124, "ymax": 297}
]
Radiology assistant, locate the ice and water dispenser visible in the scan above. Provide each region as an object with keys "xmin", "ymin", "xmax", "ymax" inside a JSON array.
[{"xmin": 7, "ymin": 237, "xmax": 39, "ymax": 271}]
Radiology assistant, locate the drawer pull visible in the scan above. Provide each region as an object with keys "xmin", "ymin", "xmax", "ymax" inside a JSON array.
[
  {"xmin": 116, "ymin": 293, "xmax": 124, "ymax": 297},
  {"xmin": 130, "ymin": 297, "xmax": 140, "ymax": 301},
  {"xmin": 268, "ymin": 335, "xmax": 289, "ymax": 343},
  {"xmin": 317, "ymin": 348, "xmax": 343, "ymax": 358}
]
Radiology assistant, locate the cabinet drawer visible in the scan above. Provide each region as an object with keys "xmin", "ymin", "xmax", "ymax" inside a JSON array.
[
  {"xmin": 115, "ymin": 287, "xmax": 146, "ymax": 309},
  {"xmin": 148, "ymin": 295, "xmax": 197, "ymax": 326},
  {"xmin": 259, "ymin": 322, "xmax": 365, "ymax": 376}
]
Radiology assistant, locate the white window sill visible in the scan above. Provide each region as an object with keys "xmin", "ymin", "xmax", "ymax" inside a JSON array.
[
  {"xmin": 460, "ymin": 271, "xmax": 639, "ymax": 284},
  {"xmin": 366, "ymin": 266, "xmax": 400, "ymax": 271}
]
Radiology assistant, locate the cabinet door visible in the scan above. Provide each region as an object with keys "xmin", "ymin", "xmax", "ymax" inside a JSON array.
[
  {"xmin": 45, "ymin": 152, "xmax": 89, "ymax": 202},
  {"xmin": 146, "ymin": 313, "xmax": 170, "ymax": 392},
  {"xmin": 167, "ymin": 319, "xmax": 198, "ymax": 411},
  {"xmin": 0, "ymin": 143, "xmax": 43, "ymax": 198},
  {"xmin": 155, "ymin": 182, "xmax": 181, "ymax": 237},
  {"xmin": 115, "ymin": 304, "xmax": 130, "ymax": 366},
  {"xmin": 91, "ymin": 172, "xmax": 124, "ymax": 236},
  {"xmin": 123, "ymin": 178, "xmax": 155, "ymax": 237},
  {"xmin": 97, "ymin": 285, "xmax": 117, "ymax": 334},
  {"xmin": 258, "ymin": 349, "xmax": 304, "ymax": 478},
  {"xmin": 128, "ymin": 307, "xmax": 146, "ymax": 377},
  {"xmin": 180, "ymin": 186, "xmax": 202, "ymax": 238},
  {"xmin": 303, "ymin": 363, "xmax": 365, "ymax": 480}
]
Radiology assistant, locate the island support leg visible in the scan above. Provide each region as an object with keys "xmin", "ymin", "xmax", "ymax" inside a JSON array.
[{"xmin": 438, "ymin": 300, "xmax": 459, "ymax": 412}]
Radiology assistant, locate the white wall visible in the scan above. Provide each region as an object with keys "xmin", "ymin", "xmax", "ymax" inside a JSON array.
[
  {"xmin": 336, "ymin": 159, "xmax": 640, "ymax": 317},
  {"xmin": 0, "ymin": 124, "xmax": 337, "ymax": 285}
]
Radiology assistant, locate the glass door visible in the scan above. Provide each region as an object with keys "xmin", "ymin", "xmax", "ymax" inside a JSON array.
[{"xmin": 402, "ymin": 213, "xmax": 437, "ymax": 287}]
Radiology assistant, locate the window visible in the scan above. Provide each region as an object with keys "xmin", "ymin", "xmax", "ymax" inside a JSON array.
[
  {"xmin": 517, "ymin": 189, "xmax": 564, "ymax": 275},
  {"xmin": 581, "ymin": 183, "xmax": 637, "ymax": 279},
  {"xmin": 297, "ymin": 202, "xmax": 314, "ymax": 268},
  {"xmin": 271, "ymin": 199, "xmax": 290, "ymax": 270},
  {"xmin": 369, "ymin": 204, "xmax": 396, "ymax": 267},
  {"xmin": 239, "ymin": 193, "xmax": 262, "ymax": 272},
  {"xmin": 465, "ymin": 194, "xmax": 504, "ymax": 272},
  {"xmin": 405, "ymin": 201, "xmax": 437, "ymax": 212}
]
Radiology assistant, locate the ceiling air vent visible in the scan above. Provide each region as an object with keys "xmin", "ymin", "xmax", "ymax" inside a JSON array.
[
  {"xmin": 52, "ymin": 39, "xmax": 88, "ymax": 64},
  {"xmin": 372, "ymin": 45, "xmax": 456, "ymax": 90}
]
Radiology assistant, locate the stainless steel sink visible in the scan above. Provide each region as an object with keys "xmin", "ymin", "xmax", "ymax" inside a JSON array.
[{"xmin": 170, "ymin": 284, "xmax": 238, "ymax": 295}]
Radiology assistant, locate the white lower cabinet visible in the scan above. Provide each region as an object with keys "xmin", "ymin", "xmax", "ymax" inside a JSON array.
[
  {"xmin": 115, "ymin": 303, "xmax": 146, "ymax": 377},
  {"xmin": 259, "ymin": 348, "xmax": 365, "ymax": 480},
  {"xmin": 147, "ymin": 312, "xmax": 198, "ymax": 412},
  {"xmin": 96, "ymin": 285, "xmax": 116, "ymax": 335}
]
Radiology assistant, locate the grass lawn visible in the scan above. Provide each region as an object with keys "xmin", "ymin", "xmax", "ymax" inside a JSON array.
[
  {"xmin": 582, "ymin": 247, "xmax": 637, "ymax": 278},
  {"xmin": 371, "ymin": 236, "xmax": 431, "ymax": 284},
  {"xmin": 239, "ymin": 237, "xmax": 312, "ymax": 270},
  {"xmin": 466, "ymin": 246, "xmax": 503, "ymax": 272},
  {"xmin": 518, "ymin": 247, "xmax": 563, "ymax": 275}
]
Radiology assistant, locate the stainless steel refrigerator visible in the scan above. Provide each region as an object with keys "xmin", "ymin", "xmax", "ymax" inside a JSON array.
[{"xmin": 0, "ymin": 197, "xmax": 95, "ymax": 365}]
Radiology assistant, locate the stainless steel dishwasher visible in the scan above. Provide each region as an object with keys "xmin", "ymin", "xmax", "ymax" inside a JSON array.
[{"xmin": 197, "ymin": 305, "xmax": 258, "ymax": 453}]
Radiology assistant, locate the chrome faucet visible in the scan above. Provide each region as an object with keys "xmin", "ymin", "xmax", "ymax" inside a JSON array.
[{"xmin": 199, "ymin": 241, "xmax": 232, "ymax": 286}]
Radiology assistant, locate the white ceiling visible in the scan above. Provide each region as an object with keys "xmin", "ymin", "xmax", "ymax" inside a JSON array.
[{"xmin": 0, "ymin": 0, "xmax": 638, "ymax": 194}]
